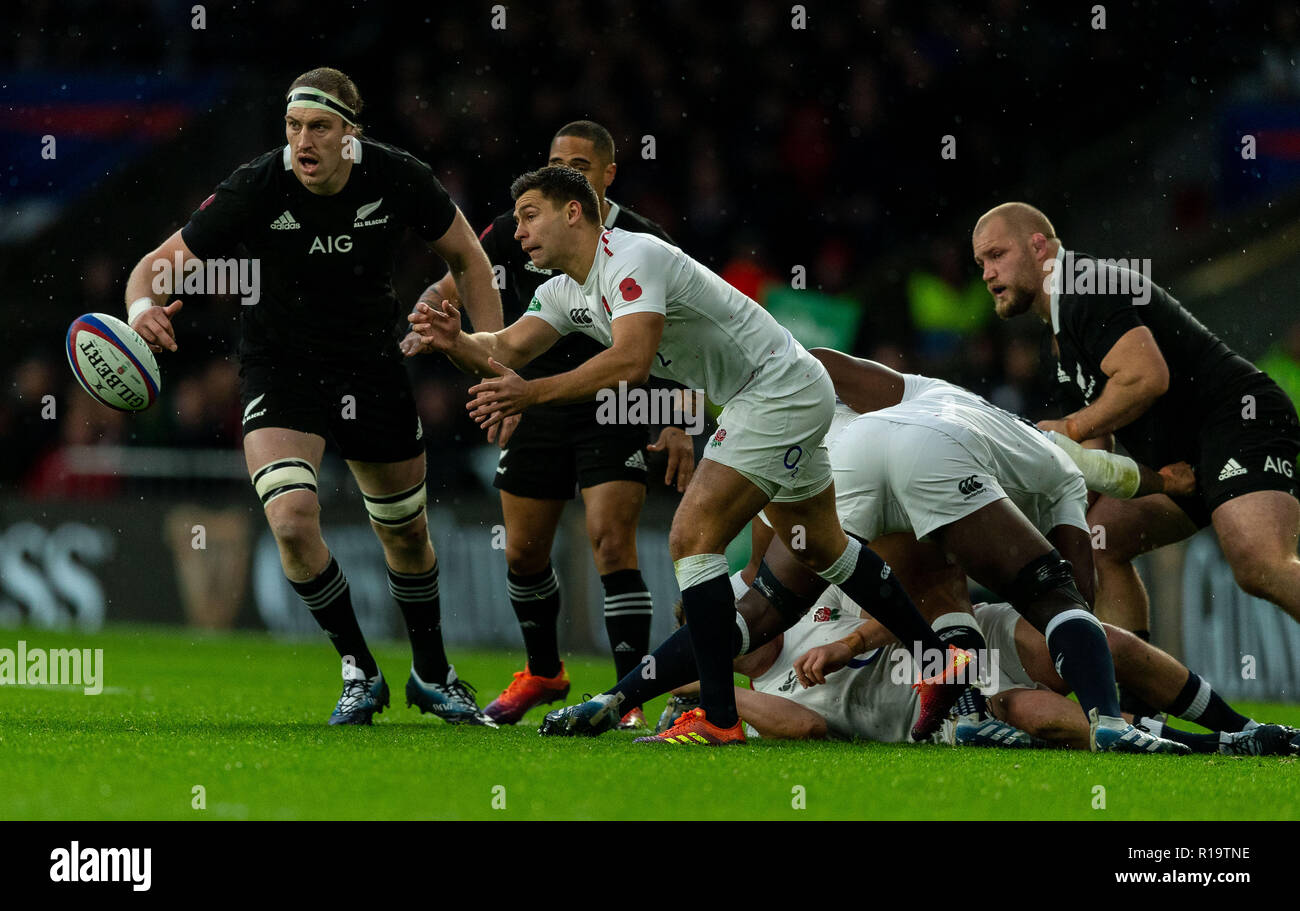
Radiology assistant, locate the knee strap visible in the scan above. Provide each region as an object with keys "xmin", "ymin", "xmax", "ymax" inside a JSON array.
[
  {"xmin": 363, "ymin": 479, "xmax": 427, "ymax": 527},
  {"xmin": 252, "ymin": 458, "xmax": 317, "ymax": 507},
  {"xmin": 753, "ymin": 559, "xmax": 815, "ymax": 626},
  {"xmin": 1006, "ymin": 550, "xmax": 1089, "ymax": 611}
]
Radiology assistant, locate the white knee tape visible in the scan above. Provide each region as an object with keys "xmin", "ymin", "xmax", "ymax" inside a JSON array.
[
  {"xmin": 252, "ymin": 458, "xmax": 318, "ymax": 507},
  {"xmin": 363, "ymin": 479, "xmax": 427, "ymax": 527}
]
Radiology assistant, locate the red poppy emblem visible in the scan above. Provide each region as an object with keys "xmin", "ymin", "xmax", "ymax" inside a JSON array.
[{"xmin": 619, "ymin": 277, "xmax": 642, "ymax": 301}]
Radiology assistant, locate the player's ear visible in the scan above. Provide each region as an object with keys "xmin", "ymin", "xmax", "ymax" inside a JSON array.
[{"xmin": 603, "ymin": 161, "xmax": 617, "ymax": 190}]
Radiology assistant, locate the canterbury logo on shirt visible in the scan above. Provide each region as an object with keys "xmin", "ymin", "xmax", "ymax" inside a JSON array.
[{"xmin": 270, "ymin": 210, "xmax": 300, "ymax": 230}]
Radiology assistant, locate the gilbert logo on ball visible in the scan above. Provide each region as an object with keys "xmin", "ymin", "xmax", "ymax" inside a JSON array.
[{"xmin": 65, "ymin": 313, "xmax": 161, "ymax": 412}]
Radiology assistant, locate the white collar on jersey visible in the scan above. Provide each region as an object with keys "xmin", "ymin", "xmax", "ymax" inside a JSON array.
[
  {"xmin": 603, "ymin": 198, "xmax": 620, "ymax": 228},
  {"xmin": 1048, "ymin": 244, "xmax": 1065, "ymax": 334},
  {"xmin": 282, "ymin": 136, "xmax": 363, "ymax": 170}
]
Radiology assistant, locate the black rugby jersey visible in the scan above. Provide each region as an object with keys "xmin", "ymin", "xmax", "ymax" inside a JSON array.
[
  {"xmin": 1051, "ymin": 250, "xmax": 1260, "ymax": 467},
  {"xmin": 181, "ymin": 138, "xmax": 458, "ymax": 367},
  {"xmin": 476, "ymin": 200, "xmax": 673, "ymax": 380}
]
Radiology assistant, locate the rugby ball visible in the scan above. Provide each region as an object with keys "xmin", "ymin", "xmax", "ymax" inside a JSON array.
[{"xmin": 65, "ymin": 312, "xmax": 161, "ymax": 412}]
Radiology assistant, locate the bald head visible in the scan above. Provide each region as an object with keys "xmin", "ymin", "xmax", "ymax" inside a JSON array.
[
  {"xmin": 972, "ymin": 202, "xmax": 1060, "ymax": 322},
  {"xmin": 974, "ymin": 202, "xmax": 1057, "ymax": 241}
]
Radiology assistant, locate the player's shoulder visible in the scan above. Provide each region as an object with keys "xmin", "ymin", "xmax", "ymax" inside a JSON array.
[
  {"xmin": 216, "ymin": 147, "xmax": 283, "ymax": 193},
  {"xmin": 602, "ymin": 226, "xmax": 680, "ymax": 267},
  {"xmin": 609, "ymin": 202, "xmax": 675, "ymax": 244},
  {"xmin": 1055, "ymin": 250, "xmax": 1149, "ymax": 320},
  {"xmin": 901, "ymin": 372, "xmax": 971, "ymax": 405},
  {"xmin": 358, "ymin": 137, "xmax": 442, "ymax": 185}
]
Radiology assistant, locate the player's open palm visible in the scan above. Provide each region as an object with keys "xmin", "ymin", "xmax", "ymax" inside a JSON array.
[
  {"xmin": 403, "ymin": 299, "xmax": 461, "ymax": 356},
  {"xmin": 793, "ymin": 640, "xmax": 855, "ymax": 688},
  {"xmin": 467, "ymin": 358, "xmax": 534, "ymax": 429},
  {"xmin": 131, "ymin": 299, "xmax": 184, "ymax": 353}
]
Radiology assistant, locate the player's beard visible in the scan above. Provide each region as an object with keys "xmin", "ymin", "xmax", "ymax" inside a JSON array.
[{"xmin": 995, "ymin": 283, "xmax": 1036, "ymax": 319}]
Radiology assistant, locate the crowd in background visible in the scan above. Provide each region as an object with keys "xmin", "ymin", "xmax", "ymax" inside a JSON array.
[{"xmin": 6, "ymin": 1, "xmax": 1300, "ymax": 497}]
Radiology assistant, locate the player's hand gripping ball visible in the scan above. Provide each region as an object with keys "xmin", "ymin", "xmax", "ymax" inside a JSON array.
[{"xmin": 65, "ymin": 313, "xmax": 162, "ymax": 412}]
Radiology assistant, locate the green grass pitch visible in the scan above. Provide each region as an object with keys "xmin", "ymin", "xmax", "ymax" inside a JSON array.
[{"xmin": 2, "ymin": 624, "xmax": 1297, "ymax": 821}]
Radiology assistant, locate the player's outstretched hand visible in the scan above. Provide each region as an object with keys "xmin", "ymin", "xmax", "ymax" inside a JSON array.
[
  {"xmin": 1158, "ymin": 461, "xmax": 1196, "ymax": 497},
  {"xmin": 131, "ymin": 299, "xmax": 183, "ymax": 353},
  {"xmin": 486, "ymin": 412, "xmax": 520, "ymax": 448},
  {"xmin": 793, "ymin": 640, "xmax": 855, "ymax": 688},
  {"xmin": 648, "ymin": 426, "xmax": 696, "ymax": 492},
  {"xmin": 467, "ymin": 358, "xmax": 534, "ymax": 429},
  {"xmin": 403, "ymin": 299, "xmax": 462, "ymax": 356}
]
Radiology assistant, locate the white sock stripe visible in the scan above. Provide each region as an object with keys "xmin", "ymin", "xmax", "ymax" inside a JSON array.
[
  {"xmin": 673, "ymin": 553, "xmax": 729, "ymax": 591},
  {"xmin": 932, "ymin": 611, "xmax": 984, "ymax": 636},
  {"xmin": 604, "ymin": 597, "xmax": 653, "ymax": 609},
  {"xmin": 508, "ymin": 575, "xmax": 559, "ymax": 599},
  {"xmin": 388, "ymin": 581, "xmax": 440, "ymax": 600},
  {"xmin": 1043, "ymin": 607, "xmax": 1104, "ymax": 642},
  {"xmin": 603, "ymin": 591, "xmax": 653, "ymax": 604},
  {"xmin": 301, "ymin": 575, "xmax": 349, "ymax": 608},
  {"xmin": 1186, "ymin": 676, "xmax": 1212, "ymax": 719},
  {"xmin": 603, "ymin": 606, "xmax": 654, "ymax": 617},
  {"xmin": 818, "ymin": 536, "xmax": 861, "ymax": 586}
]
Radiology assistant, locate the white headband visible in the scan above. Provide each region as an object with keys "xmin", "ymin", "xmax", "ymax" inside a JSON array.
[{"xmin": 285, "ymin": 87, "xmax": 357, "ymax": 126}]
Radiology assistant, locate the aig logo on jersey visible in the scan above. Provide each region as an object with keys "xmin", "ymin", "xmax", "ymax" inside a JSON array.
[
  {"xmin": 1264, "ymin": 454, "xmax": 1295, "ymax": 478},
  {"xmin": 309, "ymin": 235, "xmax": 352, "ymax": 254}
]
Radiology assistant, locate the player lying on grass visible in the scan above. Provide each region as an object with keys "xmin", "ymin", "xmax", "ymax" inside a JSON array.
[
  {"xmin": 541, "ymin": 349, "xmax": 1187, "ymax": 751},
  {"xmin": 652, "ymin": 543, "xmax": 1297, "ymax": 755},
  {"xmin": 779, "ymin": 539, "xmax": 1299, "ymax": 754},
  {"xmin": 410, "ymin": 165, "xmax": 974, "ymax": 746}
]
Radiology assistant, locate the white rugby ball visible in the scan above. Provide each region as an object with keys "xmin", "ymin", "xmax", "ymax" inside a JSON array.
[{"xmin": 65, "ymin": 312, "xmax": 161, "ymax": 412}]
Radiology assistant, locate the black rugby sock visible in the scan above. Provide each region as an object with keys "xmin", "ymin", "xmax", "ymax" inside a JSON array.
[
  {"xmin": 507, "ymin": 565, "xmax": 563, "ymax": 678},
  {"xmin": 1166, "ymin": 670, "xmax": 1253, "ymax": 733},
  {"xmin": 1045, "ymin": 611, "xmax": 1122, "ymax": 718},
  {"xmin": 822, "ymin": 539, "xmax": 948, "ymax": 655},
  {"xmin": 601, "ymin": 569, "xmax": 653, "ymax": 705},
  {"xmin": 388, "ymin": 562, "xmax": 450, "ymax": 683},
  {"xmin": 293, "ymin": 556, "xmax": 379, "ymax": 679},
  {"xmin": 679, "ymin": 573, "xmax": 742, "ymax": 729}
]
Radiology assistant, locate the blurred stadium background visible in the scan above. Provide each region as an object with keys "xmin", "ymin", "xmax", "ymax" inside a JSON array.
[{"xmin": 3, "ymin": 1, "xmax": 1300, "ymax": 701}]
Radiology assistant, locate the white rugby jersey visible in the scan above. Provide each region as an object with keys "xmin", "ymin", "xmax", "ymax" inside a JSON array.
[
  {"xmin": 525, "ymin": 228, "xmax": 824, "ymax": 404},
  {"xmin": 850, "ymin": 373, "xmax": 1083, "ymax": 499},
  {"xmin": 749, "ymin": 587, "xmax": 919, "ymax": 743}
]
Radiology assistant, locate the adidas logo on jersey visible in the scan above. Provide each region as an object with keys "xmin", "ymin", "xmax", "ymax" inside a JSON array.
[
  {"xmin": 624, "ymin": 450, "xmax": 647, "ymax": 471},
  {"xmin": 1218, "ymin": 458, "xmax": 1248, "ymax": 481},
  {"xmin": 270, "ymin": 210, "xmax": 300, "ymax": 230},
  {"xmin": 614, "ymin": 641, "xmax": 635, "ymax": 653}
]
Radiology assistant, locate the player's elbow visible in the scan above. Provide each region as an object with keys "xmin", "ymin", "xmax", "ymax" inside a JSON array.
[{"xmin": 1141, "ymin": 363, "xmax": 1169, "ymax": 399}]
